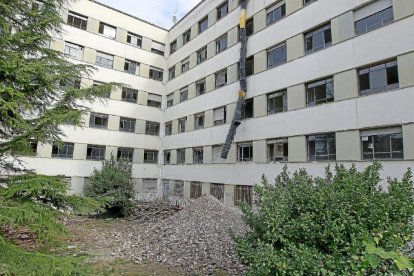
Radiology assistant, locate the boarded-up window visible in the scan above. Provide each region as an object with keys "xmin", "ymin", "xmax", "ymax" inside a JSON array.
[
  {"xmin": 210, "ymin": 183, "xmax": 224, "ymax": 202},
  {"xmin": 190, "ymin": 181, "xmax": 202, "ymax": 198},
  {"xmin": 173, "ymin": 180, "xmax": 184, "ymax": 197},
  {"xmin": 234, "ymin": 185, "xmax": 252, "ymax": 206}
]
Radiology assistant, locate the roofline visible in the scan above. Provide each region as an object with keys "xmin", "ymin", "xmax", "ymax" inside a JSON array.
[
  {"xmin": 169, "ymin": 0, "xmax": 206, "ymax": 30},
  {"xmin": 89, "ymin": 0, "xmax": 169, "ymax": 31}
]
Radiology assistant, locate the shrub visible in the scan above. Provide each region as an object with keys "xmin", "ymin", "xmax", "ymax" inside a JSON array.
[
  {"xmin": 234, "ymin": 163, "xmax": 414, "ymax": 275},
  {"xmin": 85, "ymin": 155, "xmax": 134, "ymax": 216}
]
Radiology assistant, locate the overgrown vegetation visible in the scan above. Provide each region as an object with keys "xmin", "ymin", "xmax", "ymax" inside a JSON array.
[
  {"xmin": 85, "ymin": 155, "xmax": 135, "ymax": 216},
  {"xmin": 235, "ymin": 163, "xmax": 414, "ymax": 275}
]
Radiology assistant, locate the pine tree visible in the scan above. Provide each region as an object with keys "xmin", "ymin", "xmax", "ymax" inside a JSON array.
[{"xmin": 0, "ymin": 0, "xmax": 118, "ymax": 173}]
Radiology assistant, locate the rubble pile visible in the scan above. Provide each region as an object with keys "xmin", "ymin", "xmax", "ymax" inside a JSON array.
[{"xmin": 128, "ymin": 201, "xmax": 182, "ymax": 223}]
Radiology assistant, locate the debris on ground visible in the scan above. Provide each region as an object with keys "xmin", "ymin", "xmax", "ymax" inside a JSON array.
[{"xmin": 128, "ymin": 201, "xmax": 182, "ymax": 223}]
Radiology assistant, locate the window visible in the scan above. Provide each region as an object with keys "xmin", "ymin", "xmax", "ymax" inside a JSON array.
[
  {"xmin": 147, "ymin": 93, "xmax": 162, "ymax": 108},
  {"xmin": 127, "ymin": 32, "xmax": 142, "ymax": 47},
  {"xmin": 117, "ymin": 147, "xmax": 134, "ymax": 161},
  {"xmin": 51, "ymin": 142, "xmax": 74, "ymax": 159},
  {"xmin": 149, "ymin": 67, "xmax": 163, "ymax": 81},
  {"xmin": 241, "ymin": 98, "xmax": 254, "ymax": 119},
  {"xmin": 199, "ymin": 17, "xmax": 208, "ymax": 33},
  {"xmin": 28, "ymin": 139, "xmax": 38, "ymax": 155},
  {"xmin": 124, "ymin": 60, "xmax": 139, "ymax": 75},
  {"xmin": 304, "ymin": 0, "xmax": 317, "ymax": 5},
  {"xmin": 165, "ymin": 122, "xmax": 172, "ymax": 136},
  {"xmin": 305, "ymin": 23, "xmax": 332, "ymax": 54},
  {"xmin": 267, "ymin": 43, "xmax": 287, "ymax": 68},
  {"xmin": 361, "ymin": 127, "xmax": 403, "ymax": 160},
  {"xmin": 246, "ymin": 18, "xmax": 254, "ymax": 37},
  {"xmin": 173, "ymin": 180, "xmax": 184, "ymax": 197},
  {"xmin": 238, "ymin": 142, "xmax": 253, "ymax": 162},
  {"xmin": 180, "ymin": 87, "xmax": 188, "ymax": 102},
  {"xmin": 197, "ymin": 47, "xmax": 207, "ymax": 64},
  {"xmin": 64, "ymin": 42, "xmax": 84, "ymax": 61},
  {"xmin": 142, "ymin": 179, "xmax": 157, "ymax": 192},
  {"xmin": 178, "ymin": 117, "xmax": 187, "ymax": 133},
  {"xmin": 234, "ymin": 186, "xmax": 252, "ymax": 206},
  {"xmin": 216, "ymin": 35, "xmax": 228, "ymax": 53},
  {"xmin": 177, "ymin": 149, "xmax": 185, "ymax": 164},
  {"xmin": 121, "ymin": 87, "xmax": 138, "ymax": 103},
  {"xmin": 355, "ymin": 1, "xmax": 393, "ymax": 35},
  {"xmin": 183, "ymin": 29, "xmax": 191, "ymax": 45},
  {"xmin": 307, "ymin": 133, "xmax": 336, "ymax": 161},
  {"xmin": 151, "ymin": 41, "xmax": 165, "ymax": 56},
  {"xmin": 168, "ymin": 67, "xmax": 176, "ymax": 80},
  {"xmin": 213, "ymin": 106, "xmax": 226, "ymax": 126},
  {"xmin": 267, "ymin": 1, "xmax": 286, "ymax": 25},
  {"xmin": 145, "ymin": 121, "xmax": 160, "ymax": 136},
  {"xmin": 246, "ymin": 56, "xmax": 254, "ymax": 76},
  {"xmin": 196, "ymin": 79, "xmax": 206, "ymax": 96},
  {"xmin": 217, "ymin": 1, "xmax": 229, "ymax": 20},
  {"xmin": 268, "ymin": 90, "xmax": 287, "ymax": 114},
  {"xmin": 61, "ymin": 77, "xmax": 81, "ymax": 90},
  {"xmin": 119, "ymin": 117, "xmax": 136, "ymax": 132},
  {"xmin": 166, "ymin": 93, "xmax": 174, "ymax": 107},
  {"xmin": 306, "ymin": 77, "xmax": 334, "ymax": 106},
  {"xmin": 267, "ymin": 139, "xmax": 288, "ymax": 162},
  {"xmin": 194, "ymin": 113, "xmax": 205, "ymax": 130},
  {"xmin": 170, "ymin": 40, "xmax": 177, "ymax": 54},
  {"xmin": 164, "ymin": 150, "xmax": 171, "ymax": 164},
  {"xmin": 181, "ymin": 58, "xmax": 190, "ymax": 73},
  {"xmin": 210, "ymin": 183, "xmax": 224, "ymax": 201},
  {"xmin": 193, "ymin": 148, "xmax": 204, "ymax": 164},
  {"xmin": 95, "ymin": 52, "xmax": 114, "ymax": 69},
  {"xmin": 67, "ymin": 11, "xmax": 87, "ymax": 30},
  {"xmin": 215, "ymin": 70, "xmax": 227, "ymax": 87},
  {"xmin": 98, "ymin": 22, "xmax": 116, "ymax": 39},
  {"xmin": 144, "ymin": 150, "xmax": 158, "ymax": 164},
  {"xmin": 190, "ymin": 182, "xmax": 202, "ymax": 198},
  {"xmin": 89, "ymin": 113, "xmax": 108, "ymax": 129},
  {"xmin": 212, "ymin": 145, "xmax": 225, "ymax": 163},
  {"xmin": 86, "ymin": 145, "xmax": 106, "ymax": 160},
  {"xmin": 359, "ymin": 60, "xmax": 399, "ymax": 96}
]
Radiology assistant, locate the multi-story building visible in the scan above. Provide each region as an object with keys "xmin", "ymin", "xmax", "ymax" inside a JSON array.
[{"xmin": 22, "ymin": 0, "xmax": 414, "ymax": 206}]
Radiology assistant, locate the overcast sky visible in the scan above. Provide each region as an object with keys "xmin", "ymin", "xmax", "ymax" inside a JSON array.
[{"xmin": 96, "ymin": 0, "xmax": 201, "ymax": 29}]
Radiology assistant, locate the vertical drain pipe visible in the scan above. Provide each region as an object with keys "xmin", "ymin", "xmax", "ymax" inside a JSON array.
[{"xmin": 221, "ymin": 0, "xmax": 249, "ymax": 159}]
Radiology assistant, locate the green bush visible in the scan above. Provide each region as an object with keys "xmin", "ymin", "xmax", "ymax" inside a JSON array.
[
  {"xmin": 234, "ymin": 163, "xmax": 414, "ymax": 275},
  {"xmin": 85, "ymin": 155, "xmax": 134, "ymax": 216}
]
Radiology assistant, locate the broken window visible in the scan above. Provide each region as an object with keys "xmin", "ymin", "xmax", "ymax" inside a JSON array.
[
  {"xmin": 127, "ymin": 32, "xmax": 142, "ymax": 47},
  {"xmin": 52, "ymin": 142, "xmax": 74, "ymax": 159},
  {"xmin": 183, "ymin": 29, "xmax": 191, "ymax": 45},
  {"xmin": 267, "ymin": 1, "xmax": 286, "ymax": 25},
  {"xmin": 121, "ymin": 87, "xmax": 138, "ymax": 103},
  {"xmin": 95, "ymin": 51, "xmax": 113, "ymax": 68},
  {"xmin": 216, "ymin": 35, "xmax": 228, "ymax": 53},
  {"xmin": 234, "ymin": 186, "xmax": 252, "ymax": 206},
  {"xmin": 124, "ymin": 60, "xmax": 139, "ymax": 75},
  {"xmin": 213, "ymin": 106, "xmax": 226, "ymax": 126},
  {"xmin": 246, "ymin": 56, "xmax": 254, "ymax": 76},
  {"xmin": 98, "ymin": 22, "xmax": 116, "ymax": 39},
  {"xmin": 267, "ymin": 90, "xmax": 287, "ymax": 114},
  {"xmin": 197, "ymin": 47, "xmax": 207, "ymax": 64},
  {"xmin": 89, "ymin": 113, "xmax": 108, "ymax": 129},
  {"xmin": 165, "ymin": 122, "xmax": 172, "ymax": 136},
  {"xmin": 215, "ymin": 69, "xmax": 227, "ymax": 88},
  {"xmin": 305, "ymin": 23, "xmax": 332, "ymax": 54},
  {"xmin": 194, "ymin": 113, "xmax": 205, "ymax": 130},
  {"xmin": 196, "ymin": 79, "xmax": 206, "ymax": 96},
  {"xmin": 190, "ymin": 182, "xmax": 202, "ymax": 198},
  {"xmin": 144, "ymin": 150, "xmax": 158, "ymax": 164},
  {"xmin": 245, "ymin": 18, "xmax": 254, "ymax": 37},
  {"xmin": 147, "ymin": 93, "xmax": 162, "ymax": 108},
  {"xmin": 117, "ymin": 147, "xmax": 134, "ymax": 162},
  {"xmin": 177, "ymin": 149, "xmax": 186, "ymax": 164},
  {"xmin": 355, "ymin": 2, "xmax": 393, "ymax": 35},
  {"xmin": 193, "ymin": 148, "xmax": 204, "ymax": 164},
  {"xmin": 67, "ymin": 11, "xmax": 87, "ymax": 30},
  {"xmin": 173, "ymin": 180, "xmax": 184, "ymax": 197},
  {"xmin": 241, "ymin": 98, "xmax": 254, "ymax": 119},
  {"xmin": 306, "ymin": 77, "xmax": 334, "ymax": 107},
  {"xmin": 64, "ymin": 42, "xmax": 84, "ymax": 61},
  {"xmin": 359, "ymin": 59, "xmax": 399, "ymax": 96},
  {"xmin": 180, "ymin": 86, "xmax": 188, "ymax": 102},
  {"xmin": 86, "ymin": 145, "xmax": 106, "ymax": 160},
  {"xmin": 361, "ymin": 127, "xmax": 403, "ymax": 160},
  {"xmin": 166, "ymin": 93, "xmax": 174, "ymax": 107},
  {"xmin": 119, "ymin": 117, "xmax": 136, "ymax": 132},
  {"xmin": 267, "ymin": 43, "xmax": 287, "ymax": 68},
  {"xmin": 210, "ymin": 183, "xmax": 224, "ymax": 202},
  {"xmin": 149, "ymin": 67, "xmax": 163, "ymax": 81},
  {"xmin": 145, "ymin": 121, "xmax": 160, "ymax": 136},
  {"xmin": 164, "ymin": 151, "xmax": 171, "ymax": 164},
  {"xmin": 238, "ymin": 142, "xmax": 253, "ymax": 162},
  {"xmin": 178, "ymin": 117, "xmax": 187, "ymax": 133},
  {"xmin": 267, "ymin": 139, "xmax": 288, "ymax": 162},
  {"xmin": 307, "ymin": 133, "xmax": 336, "ymax": 161}
]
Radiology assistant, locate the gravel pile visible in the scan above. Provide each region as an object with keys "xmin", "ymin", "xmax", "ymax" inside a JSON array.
[{"xmin": 107, "ymin": 195, "xmax": 248, "ymax": 275}]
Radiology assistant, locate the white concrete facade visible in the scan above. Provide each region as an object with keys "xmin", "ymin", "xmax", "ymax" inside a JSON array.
[{"xmin": 21, "ymin": 0, "xmax": 414, "ymax": 205}]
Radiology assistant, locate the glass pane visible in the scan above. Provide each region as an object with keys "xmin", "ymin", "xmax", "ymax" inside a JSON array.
[
  {"xmin": 373, "ymin": 134, "xmax": 390, "ymax": 156},
  {"xmin": 382, "ymin": 7, "xmax": 394, "ymax": 24},
  {"xmin": 355, "ymin": 20, "xmax": 366, "ymax": 34},
  {"xmin": 366, "ymin": 13, "xmax": 383, "ymax": 31},
  {"xmin": 369, "ymin": 67, "xmax": 387, "ymax": 93},
  {"xmin": 312, "ymin": 30, "xmax": 324, "ymax": 51}
]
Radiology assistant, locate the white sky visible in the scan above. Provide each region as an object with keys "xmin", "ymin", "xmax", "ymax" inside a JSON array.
[{"xmin": 95, "ymin": 0, "xmax": 201, "ymax": 29}]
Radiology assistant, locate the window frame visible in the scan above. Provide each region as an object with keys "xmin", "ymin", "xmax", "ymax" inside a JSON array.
[
  {"xmin": 361, "ymin": 128, "xmax": 404, "ymax": 160},
  {"xmin": 194, "ymin": 112, "xmax": 205, "ymax": 130},
  {"xmin": 67, "ymin": 11, "xmax": 88, "ymax": 30},
  {"xmin": 306, "ymin": 77, "xmax": 334, "ymax": 107},
  {"xmin": 86, "ymin": 144, "xmax": 106, "ymax": 160},
  {"xmin": 216, "ymin": 35, "xmax": 228, "ymax": 54},
  {"xmin": 238, "ymin": 142, "xmax": 253, "ymax": 162},
  {"xmin": 126, "ymin": 32, "xmax": 142, "ymax": 47},
  {"xmin": 193, "ymin": 148, "xmax": 204, "ymax": 164},
  {"xmin": 307, "ymin": 133, "xmax": 336, "ymax": 161},
  {"xmin": 89, "ymin": 113, "xmax": 108, "ymax": 129},
  {"xmin": 304, "ymin": 23, "xmax": 332, "ymax": 54},
  {"xmin": 51, "ymin": 142, "xmax": 74, "ymax": 159},
  {"xmin": 119, "ymin": 117, "xmax": 136, "ymax": 133},
  {"xmin": 145, "ymin": 121, "xmax": 160, "ymax": 136},
  {"xmin": 121, "ymin": 87, "xmax": 138, "ymax": 103},
  {"xmin": 98, "ymin": 22, "xmax": 116, "ymax": 39},
  {"xmin": 358, "ymin": 59, "xmax": 399, "ymax": 96},
  {"xmin": 267, "ymin": 138, "xmax": 288, "ymax": 162},
  {"xmin": 267, "ymin": 43, "xmax": 287, "ymax": 68},
  {"xmin": 266, "ymin": 1, "xmax": 286, "ymax": 26},
  {"xmin": 117, "ymin": 147, "xmax": 134, "ymax": 162},
  {"xmin": 267, "ymin": 90, "xmax": 287, "ymax": 115},
  {"xmin": 143, "ymin": 150, "xmax": 158, "ymax": 164}
]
